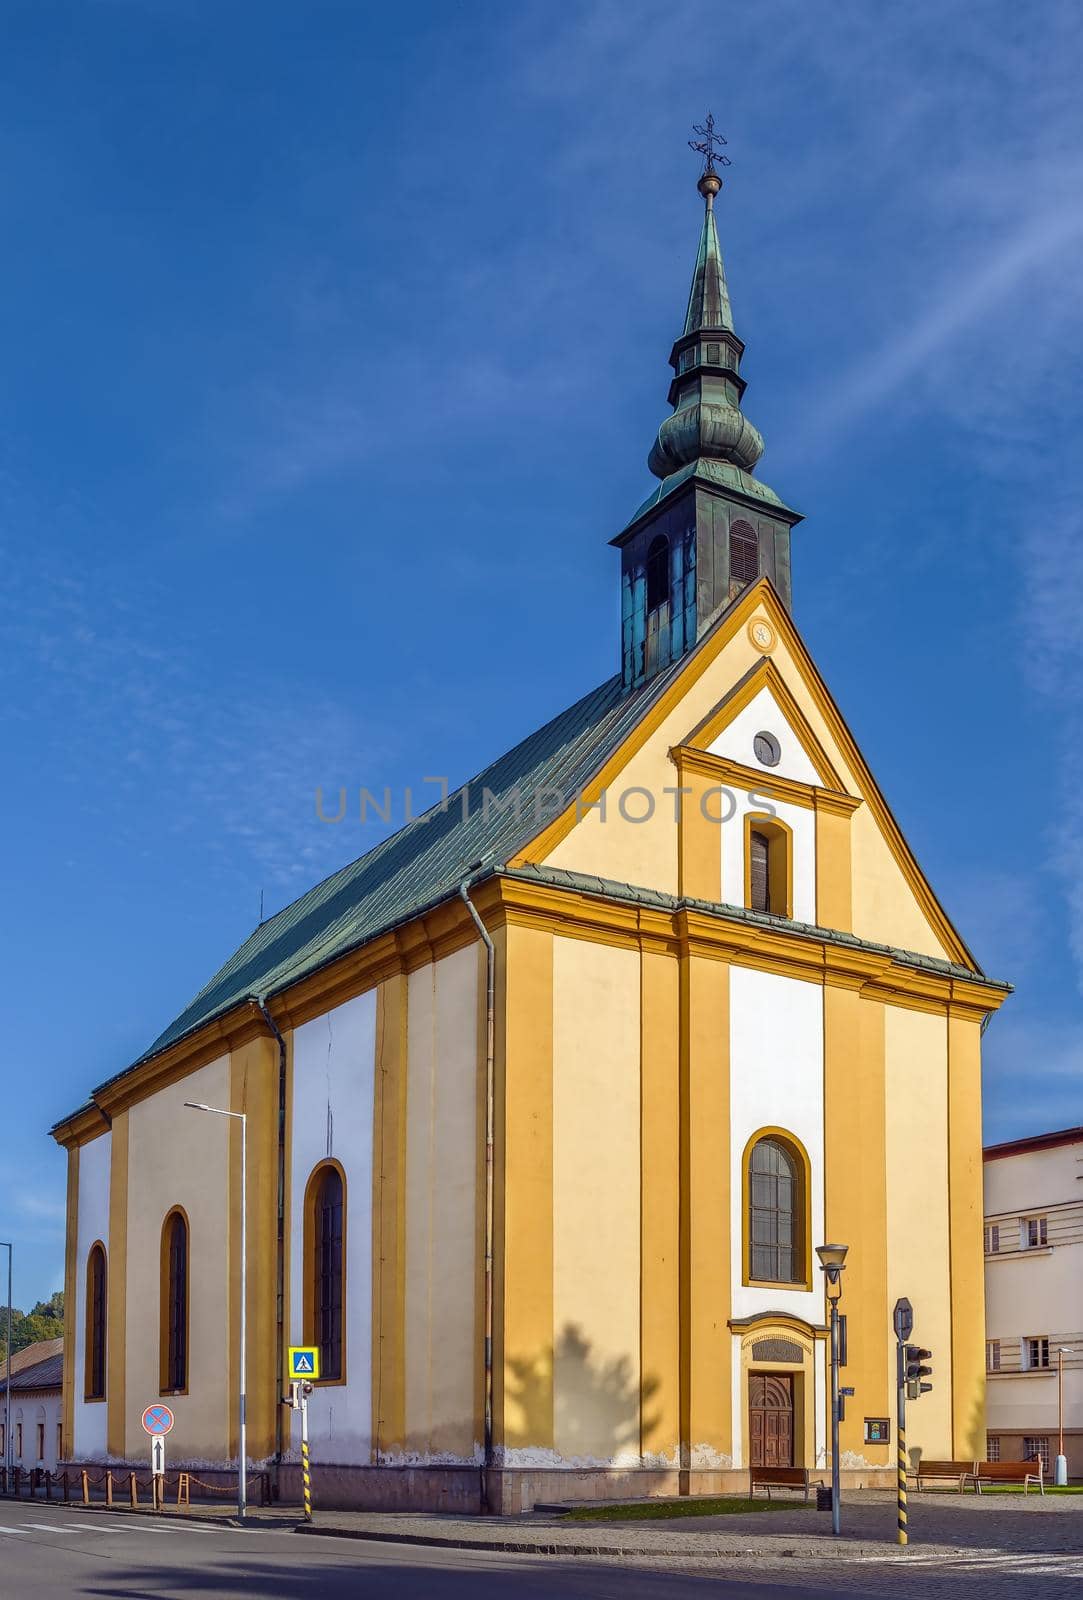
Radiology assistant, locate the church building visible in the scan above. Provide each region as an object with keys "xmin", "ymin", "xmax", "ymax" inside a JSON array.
[{"xmin": 52, "ymin": 147, "xmax": 1009, "ymax": 1511}]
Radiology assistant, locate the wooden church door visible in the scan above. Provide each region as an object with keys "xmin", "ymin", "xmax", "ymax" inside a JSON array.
[{"xmin": 748, "ymin": 1373, "xmax": 795, "ymax": 1467}]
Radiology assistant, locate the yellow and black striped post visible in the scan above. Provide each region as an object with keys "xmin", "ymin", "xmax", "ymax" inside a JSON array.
[
  {"xmin": 301, "ymin": 1438, "xmax": 312, "ymax": 1522},
  {"xmin": 897, "ymin": 1412, "xmax": 908, "ymax": 1545}
]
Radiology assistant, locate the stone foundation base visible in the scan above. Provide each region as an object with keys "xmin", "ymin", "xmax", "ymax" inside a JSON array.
[
  {"xmin": 484, "ymin": 1465, "xmax": 895, "ymax": 1513},
  {"xmin": 63, "ymin": 1458, "xmax": 895, "ymax": 1513}
]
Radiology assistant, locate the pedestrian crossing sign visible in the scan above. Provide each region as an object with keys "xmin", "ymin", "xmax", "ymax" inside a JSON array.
[{"xmin": 288, "ymin": 1345, "xmax": 320, "ymax": 1380}]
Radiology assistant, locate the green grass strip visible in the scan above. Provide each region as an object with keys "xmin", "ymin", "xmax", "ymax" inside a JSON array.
[{"xmin": 563, "ymin": 1495, "xmax": 808, "ymax": 1522}]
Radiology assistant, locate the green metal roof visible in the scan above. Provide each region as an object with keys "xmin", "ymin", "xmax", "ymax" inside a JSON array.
[
  {"xmin": 624, "ymin": 456, "xmax": 798, "ymax": 533},
  {"xmin": 95, "ymin": 660, "xmax": 691, "ymax": 1090},
  {"xmin": 684, "ymin": 198, "xmax": 734, "ymax": 334}
]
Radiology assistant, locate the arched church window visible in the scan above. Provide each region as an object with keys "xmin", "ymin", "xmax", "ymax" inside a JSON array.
[
  {"xmin": 646, "ymin": 535, "xmax": 670, "ymax": 615},
  {"xmin": 746, "ymin": 816, "xmax": 792, "ymax": 918},
  {"xmin": 160, "ymin": 1209, "xmax": 189, "ymax": 1394},
  {"xmin": 306, "ymin": 1161, "xmax": 345, "ymax": 1382},
  {"xmin": 85, "ymin": 1242, "xmax": 107, "ymax": 1401},
  {"xmin": 748, "ymin": 1135, "xmax": 805, "ymax": 1285},
  {"xmin": 729, "ymin": 520, "xmax": 759, "ymax": 589}
]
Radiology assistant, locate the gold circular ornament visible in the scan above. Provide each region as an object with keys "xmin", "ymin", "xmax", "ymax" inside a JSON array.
[{"xmin": 748, "ymin": 618, "xmax": 776, "ymax": 654}]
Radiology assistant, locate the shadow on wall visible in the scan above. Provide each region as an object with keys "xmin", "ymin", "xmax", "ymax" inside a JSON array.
[{"xmin": 505, "ymin": 1323, "xmax": 660, "ymax": 1459}]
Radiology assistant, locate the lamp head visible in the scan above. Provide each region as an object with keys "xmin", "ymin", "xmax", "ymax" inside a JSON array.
[{"xmin": 816, "ymin": 1242, "xmax": 849, "ymax": 1296}]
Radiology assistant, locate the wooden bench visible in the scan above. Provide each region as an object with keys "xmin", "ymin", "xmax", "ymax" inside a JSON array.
[
  {"xmin": 973, "ymin": 1459, "xmax": 1044, "ymax": 1495},
  {"xmin": 749, "ymin": 1466, "xmax": 811, "ymax": 1501},
  {"xmin": 912, "ymin": 1460, "xmax": 975, "ymax": 1492}
]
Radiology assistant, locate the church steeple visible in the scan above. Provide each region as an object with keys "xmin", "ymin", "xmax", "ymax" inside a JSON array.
[{"xmin": 613, "ymin": 122, "xmax": 802, "ymax": 691}]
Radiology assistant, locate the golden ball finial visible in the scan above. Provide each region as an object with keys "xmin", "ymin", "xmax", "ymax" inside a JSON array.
[{"xmin": 697, "ymin": 170, "xmax": 722, "ymax": 206}]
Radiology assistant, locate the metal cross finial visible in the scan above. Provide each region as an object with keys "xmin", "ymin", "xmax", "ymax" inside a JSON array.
[{"xmin": 689, "ymin": 112, "xmax": 731, "ymax": 175}]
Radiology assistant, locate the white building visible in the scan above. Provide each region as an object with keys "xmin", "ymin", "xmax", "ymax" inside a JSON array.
[
  {"xmin": 2, "ymin": 1337, "xmax": 64, "ymax": 1476},
  {"xmin": 984, "ymin": 1126, "xmax": 1083, "ymax": 1480}
]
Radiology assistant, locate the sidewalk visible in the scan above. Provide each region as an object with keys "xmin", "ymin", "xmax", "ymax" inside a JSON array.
[{"xmin": 66, "ymin": 1486, "xmax": 1081, "ymax": 1567}]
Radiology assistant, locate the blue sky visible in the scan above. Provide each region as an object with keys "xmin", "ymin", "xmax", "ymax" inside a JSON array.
[{"xmin": 3, "ymin": 0, "xmax": 1082, "ymax": 1307}]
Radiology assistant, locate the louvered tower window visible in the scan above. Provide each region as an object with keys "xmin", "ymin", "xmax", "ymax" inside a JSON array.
[
  {"xmin": 749, "ymin": 830, "xmax": 770, "ymax": 912},
  {"xmin": 646, "ymin": 535, "xmax": 670, "ymax": 614},
  {"xmin": 729, "ymin": 520, "xmax": 759, "ymax": 589}
]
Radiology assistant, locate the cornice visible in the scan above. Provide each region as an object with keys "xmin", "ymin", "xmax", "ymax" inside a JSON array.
[
  {"xmin": 670, "ymin": 744, "xmax": 862, "ymax": 818},
  {"xmin": 51, "ymin": 856, "xmax": 1006, "ymax": 1149}
]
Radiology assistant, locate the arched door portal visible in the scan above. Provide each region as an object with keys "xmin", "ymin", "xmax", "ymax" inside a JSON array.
[{"xmin": 748, "ymin": 1372, "xmax": 794, "ymax": 1468}]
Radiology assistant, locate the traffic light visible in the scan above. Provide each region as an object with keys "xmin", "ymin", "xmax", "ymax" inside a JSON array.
[{"xmin": 904, "ymin": 1344, "xmax": 933, "ymax": 1399}]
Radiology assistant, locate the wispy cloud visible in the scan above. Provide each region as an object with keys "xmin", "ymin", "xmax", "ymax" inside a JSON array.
[{"xmin": 983, "ymin": 1016, "xmax": 1083, "ymax": 1143}]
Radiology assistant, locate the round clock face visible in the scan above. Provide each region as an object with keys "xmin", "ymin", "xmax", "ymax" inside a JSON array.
[
  {"xmin": 754, "ymin": 731, "xmax": 781, "ymax": 768},
  {"xmin": 748, "ymin": 618, "xmax": 776, "ymax": 653}
]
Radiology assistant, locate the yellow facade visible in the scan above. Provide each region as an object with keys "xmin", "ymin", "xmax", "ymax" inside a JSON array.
[{"xmin": 53, "ymin": 584, "xmax": 1004, "ymax": 1508}]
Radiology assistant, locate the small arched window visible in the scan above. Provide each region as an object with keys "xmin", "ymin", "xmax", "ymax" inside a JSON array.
[
  {"xmin": 645, "ymin": 535, "xmax": 670, "ymax": 615},
  {"xmin": 748, "ymin": 1135, "xmax": 805, "ymax": 1285},
  {"xmin": 306, "ymin": 1163, "xmax": 345, "ymax": 1382},
  {"xmin": 746, "ymin": 815, "xmax": 792, "ymax": 918},
  {"xmin": 729, "ymin": 520, "xmax": 759, "ymax": 592},
  {"xmin": 160, "ymin": 1210, "xmax": 189, "ymax": 1394},
  {"xmin": 84, "ymin": 1243, "xmax": 107, "ymax": 1401}
]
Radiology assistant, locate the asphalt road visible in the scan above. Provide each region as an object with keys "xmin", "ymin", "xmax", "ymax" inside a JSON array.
[
  {"xmin": 1, "ymin": 1499, "xmax": 1081, "ymax": 1600},
  {"xmin": 0, "ymin": 1501, "xmax": 871, "ymax": 1600}
]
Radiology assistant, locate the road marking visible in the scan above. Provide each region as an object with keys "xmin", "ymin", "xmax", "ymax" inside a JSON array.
[{"xmin": 20, "ymin": 1523, "xmax": 84, "ymax": 1534}]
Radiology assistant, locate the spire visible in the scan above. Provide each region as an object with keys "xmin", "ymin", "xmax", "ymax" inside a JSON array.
[
  {"xmin": 611, "ymin": 123, "xmax": 802, "ymax": 693},
  {"xmin": 647, "ymin": 133, "xmax": 764, "ymax": 482},
  {"xmin": 683, "ymin": 171, "xmax": 733, "ymax": 335}
]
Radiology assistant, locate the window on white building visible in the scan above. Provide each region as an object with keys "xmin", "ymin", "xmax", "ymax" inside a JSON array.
[
  {"xmin": 1024, "ymin": 1336, "xmax": 1050, "ymax": 1370},
  {"xmin": 984, "ymin": 1223, "xmax": 1000, "ymax": 1254},
  {"xmin": 1022, "ymin": 1216, "xmax": 1048, "ymax": 1249},
  {"xmin": 1024, "ymin": 1436, "xmax": 1050, "ymax": 1472},
  {"xmin": 986, "ymin": 1434, "xmax": 1001, "ymax": 1462},
  {"xmin": 986, "ymin": 1340, "xmax": 1001, "ymax": 1372}
]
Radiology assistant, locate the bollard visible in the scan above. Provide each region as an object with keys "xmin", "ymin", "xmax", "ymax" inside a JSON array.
[
  {"xmin": 45, "ymin": 1471, "xmax": 53, "ymax": 1502},
  {"xmin": 105, "ymin": 1470, "xmax": 113, "ymax": 1507},
  {"xmin": 81, "ymin": 1468, "xmax": 89, "ymax": 1506},
  {"xmin": 129, "ymin": 1471, "xmax": 138, "ymax": 1509}
]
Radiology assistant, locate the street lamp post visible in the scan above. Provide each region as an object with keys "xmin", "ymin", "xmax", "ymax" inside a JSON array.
[
  {"xmin": 184, "ymin": 1102, "xmax": 247, "ymax": 1519},
  {"xmin": 816, "ymin": 1242, "xmax": 849, "ymax": 1537},
  {"xmin": 1, "ymin": 1242, "xmax": 11, "ymax": 1489},
  {"xmin": 1056, "ymin": 1348, "xmax": 1077, "ymax": 1488}
]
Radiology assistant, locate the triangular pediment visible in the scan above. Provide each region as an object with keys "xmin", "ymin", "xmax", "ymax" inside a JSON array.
[
  {"xmin": 682, "ymin": 659, "xmax": 848, "ymax": 794},
  {"xmin": 515, "ymin": 579, "xmax": 978, "ymax": 971}
]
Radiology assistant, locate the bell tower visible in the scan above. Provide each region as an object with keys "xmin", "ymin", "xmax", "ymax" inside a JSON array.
[{"xmin": 613, "ymin": 118, "xmax": 802, "ymax": 690}]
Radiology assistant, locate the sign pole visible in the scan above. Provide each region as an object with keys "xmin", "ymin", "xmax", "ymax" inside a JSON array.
[
  {"xmin": 300, "ymin": 1388, "xmax": 311, "ymax": 1523},
  {"xmin": 151, "ymin": 1436, "xmax": 165, "ymax": 1511},
  {"xmin": 892, "ymin": 1298, "xmax": 912, "ymax": 1548},
  {"xmin": 896, "ymin": 1339, "xmax": 907, "ymax": 1546},
  {"xmin": 238, "ymin": 1112, "xmax": 247, "ymax": 1521}
]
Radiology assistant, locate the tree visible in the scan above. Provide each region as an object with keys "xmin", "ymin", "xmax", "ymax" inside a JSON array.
[{"xmin": 0, "ymin": 1293, "xmax": 64, "ymax": 1368}]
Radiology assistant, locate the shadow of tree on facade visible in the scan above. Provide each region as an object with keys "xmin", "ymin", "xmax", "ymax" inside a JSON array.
[{"xmin": 504, "ymin": 1323, "xmax": 661, "ymax": 1460}]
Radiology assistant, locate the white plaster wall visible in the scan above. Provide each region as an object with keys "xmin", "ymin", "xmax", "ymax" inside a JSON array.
[
  {"xmin": 707, "ymin": 684, "xmax": 822, "ymax": 787},
  {"xmin": 730, "ymin": 1334, "xmax": 744, "ymax": 1467},
  {"xmin": 288, "ymin": 990, "xmax": 375, "ymax": 1466},
  {"xmin": 74, "ymin": 1131, "xmax": 110, "ymax": 1459},
  {"xmin": 720, "ymin": 794, "xmax": 816, "ymax": 925},
  {"xmin": 813, "ymin": 1342, "xmax": 827, "ymax": 1467},
  {"xmin": 729, "ymin": 966, "xmax": 825, "ymax": 1325},
  {"xmin": 13, "ymin": 1395, "xmax": 62, "ymax": 1471}
]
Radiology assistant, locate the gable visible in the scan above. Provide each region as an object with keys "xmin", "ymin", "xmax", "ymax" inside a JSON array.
[{"xmin": 517, "ymin": 581, "xmax": 976, "ymax": 970}]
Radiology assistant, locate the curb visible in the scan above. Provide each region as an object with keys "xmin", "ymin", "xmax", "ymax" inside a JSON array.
[{"xmin": 291, "ymin": 1522, "xmax": 872, "ymax": 1561}]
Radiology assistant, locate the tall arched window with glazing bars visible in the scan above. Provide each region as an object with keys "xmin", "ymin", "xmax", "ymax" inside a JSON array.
[{"xmin": 305, "ymin": 1162, "xmax": 345, "ymax": 1382}]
